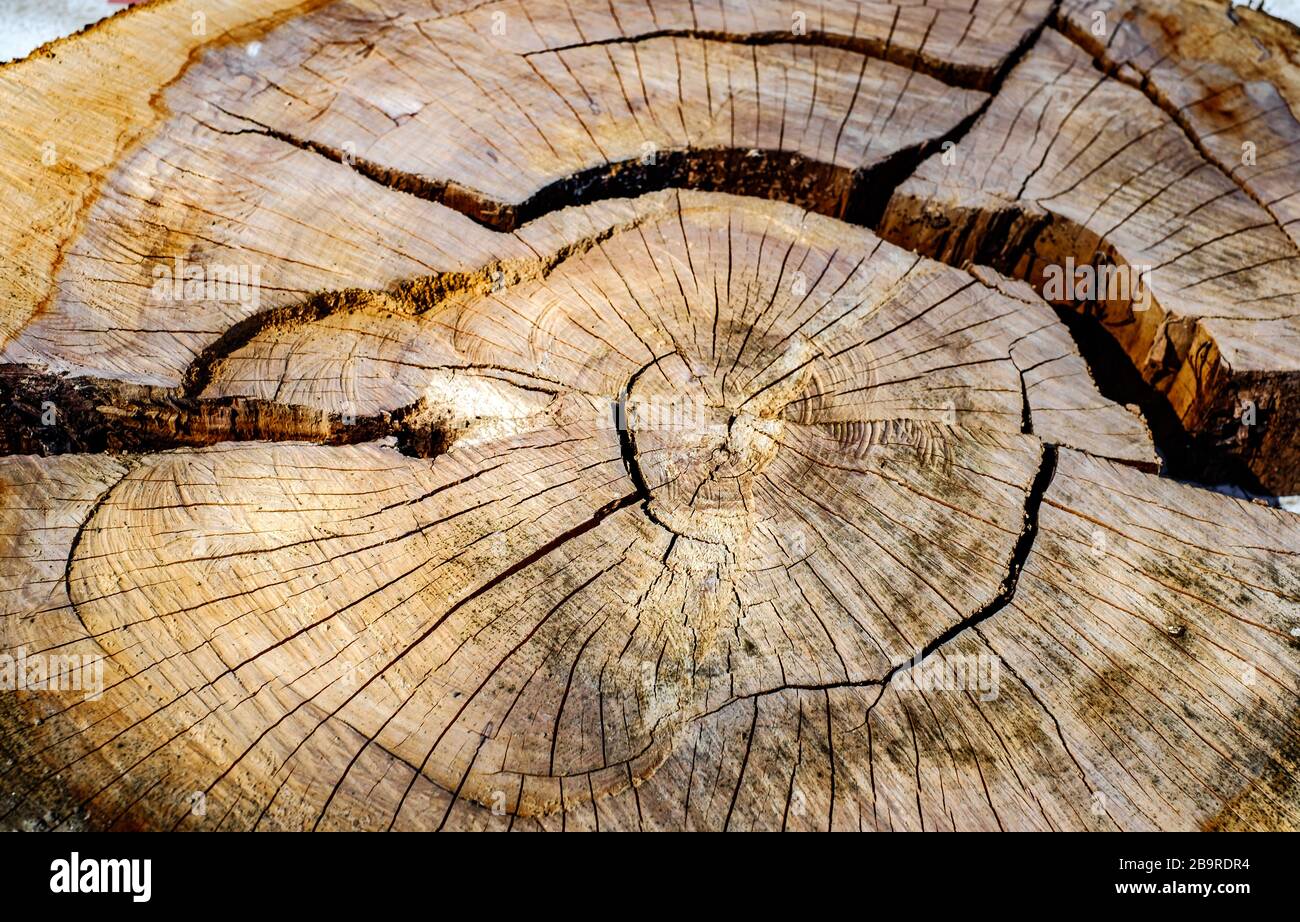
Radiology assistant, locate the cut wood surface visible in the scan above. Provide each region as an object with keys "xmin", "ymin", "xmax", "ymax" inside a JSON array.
[
  {"xmin": 882, "ymin": 20, "xmax": 1300, "ymax": 492},
  {"xmin": 1058, "ymin": 0, "xmax": 1300, "ymax": 249},
  {"xmin": 0, "ymin": 0, "xmax": 1298, "ymax": 831}
]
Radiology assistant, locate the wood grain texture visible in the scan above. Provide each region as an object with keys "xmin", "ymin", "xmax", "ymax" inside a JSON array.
[
  {"xmin": 881, "ymin": 24, "xmax": 1300, "ymax": 492},
  {"xmin": 1, "ymin": 0, "xmax": 1298, "ymax": 831},
  {"xmin": 1058, "ymin": 0, "xmax": 1300, "ymax": 249},
  {"xmin": 1, "ymin": 0, "xmax": 1055, "ymax": 379}
]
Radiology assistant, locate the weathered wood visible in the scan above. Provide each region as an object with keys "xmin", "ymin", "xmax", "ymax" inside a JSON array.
[
  {"xmin": 1, "ymin": 0, "xmax": 1059, "ymax": 384},
  {"xmin": 881, "ymin": 23, "xmax": 1300, "ymax": 492},
  {"xmin": 1058, "ymin": 0, "xmax": 1300, "ymax": 249},
  {"xmin": 1, "ymin": 0, "xmax": 1298, "ymax": 832}
]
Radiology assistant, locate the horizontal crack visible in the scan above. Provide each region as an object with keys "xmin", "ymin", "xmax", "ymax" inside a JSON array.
[
  {"xmin": 521, "ymin": 30, "xmax": 1001, "ymax": 92},
  {"xmin": 0, "ymin": 365, "xmax": 389, "ymax": 456},
  {"xmin": 0, "ymin": 362, "xmax": 564, "ymax": 461},
  {"xmin": 179, "ymin": 205, "xmax": 656, "ymax": 401},
  {"xmin": 215, "ymin": 109, "xmax": 946, "ymax": 233}
]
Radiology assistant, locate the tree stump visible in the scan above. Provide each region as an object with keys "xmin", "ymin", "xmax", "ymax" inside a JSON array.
[{"xmin": 1, "ymin": 0, "xmax": 1297, "ymax": 831}]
